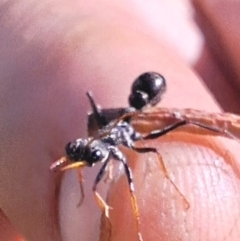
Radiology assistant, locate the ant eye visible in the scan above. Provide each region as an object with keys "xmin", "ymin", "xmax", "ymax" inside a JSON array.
[
  {"xmin": 85, "ymin": 140, "xmax": 109, "ymax": 166},
  {"xmin": 129, "ymin": 72, "xmax": 166, "ymax": 109},
  {"xmin": 91, "ymin": 149, "xmax": 103, "ymax": 162}
]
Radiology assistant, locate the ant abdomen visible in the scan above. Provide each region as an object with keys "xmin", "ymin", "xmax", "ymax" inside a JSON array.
[{"xmin": 129, "ymin": 72, "xmax": 166, "ymax": 110}]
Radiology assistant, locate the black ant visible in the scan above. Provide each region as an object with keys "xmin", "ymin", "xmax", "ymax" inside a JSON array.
[{"xmin": 50, "ymin": 72, "xmax": 236, "ymax": 241}]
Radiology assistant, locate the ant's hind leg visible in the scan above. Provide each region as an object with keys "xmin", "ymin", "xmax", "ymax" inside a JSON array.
[
  {"xmin": 142, "ymin": 119, "xmax": 237, "ymax": 141},
  {"xmin": 132, "ymin": 145, "xmax": 190, "ymax": 210}
]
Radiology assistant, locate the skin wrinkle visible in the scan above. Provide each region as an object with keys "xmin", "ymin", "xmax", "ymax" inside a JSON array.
[
  {"xmin": 180, "ymin": 134, "xmax": 240, "ymax": 179},
  {"xmin": 225, "ymin": 176, "xmax": 240, "ymax": 240},
  {"xmin": 199, "ymin": 138, "xmax": 239, "ymax": 240},
  {"xmin": 191, "ymin": 138, "xmax": 240, "ymax": 241},
  {"xmin": 170, "ymin": 142, "xmax": 202, "ymax": 240},
  {"xmin": 177, "ymin": 137, "xmax": 233, "ymax": 241}
]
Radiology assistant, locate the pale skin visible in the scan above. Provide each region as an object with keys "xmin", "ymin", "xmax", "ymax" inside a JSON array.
[{"xmin": 0, "ymin": 0, "xmax": 240, "ymax": 241}]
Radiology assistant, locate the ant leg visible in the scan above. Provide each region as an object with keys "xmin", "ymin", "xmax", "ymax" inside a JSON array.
[
  {"xmin": 132, "ymin": 145, "xmax": 190, "ymax": 209},
  {"xmin": 77, "ymin": 168, "xmax": 85, "ymax": 207},
  {"xmin": 187, "ymin": 120, "xmax": 238, "ymax": 140},
  {"xmin": 137, "ymin": 118, "xmax": 236, "ymax": 208},
  {"xmin": 120, "ymin": 157, "xmax": 143, "ymax": 241},
  {"xmin": 143, "ymin": 119, "xmax": 236, "ymax": 140},
  {"xmin": 92, "ymin": 159, "xmax": 112, "ymax": 218},
  {"xmin": 110, "ymin": 147, "xmax": 143, "ymax": 241}
]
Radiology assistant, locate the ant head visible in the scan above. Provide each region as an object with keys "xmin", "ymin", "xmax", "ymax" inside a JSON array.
[
  {"xmin": 66, "ymin": 139, "xmax": 108, "ymax": 163},
  {"xmin": 50, "ymin": 139, "xmax": 109, "ymax": 172},
  {"xmin": 65, "ymin": 139, "xmax": 87, "ymax": 162},
  {"xmin": 129, "ymin": 72, "xmax": 166, "ymax": 110},
  {"xmin": 49, "ymin": 139, "xmax": 89, "ymax": 172},
  {"xmin": 66, "ymin": 139, "xmax": 109, "ymax": 167}
]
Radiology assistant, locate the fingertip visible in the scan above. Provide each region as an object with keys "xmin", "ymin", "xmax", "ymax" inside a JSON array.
[{"xmin": 100, "ymin": 133, "xmax": 240, "ymax": 241}]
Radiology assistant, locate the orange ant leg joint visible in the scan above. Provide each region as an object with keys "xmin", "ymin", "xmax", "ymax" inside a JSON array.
[{"xmin": 93, "ymin": 191, "xmax": 113, "ymax": 218}]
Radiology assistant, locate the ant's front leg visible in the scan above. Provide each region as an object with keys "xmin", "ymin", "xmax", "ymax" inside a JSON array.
[
  {"xmin": 92, "ymin": 158, "xmax": 112, "ymax": 218},
  {"xmin": 110, "ymin": 146, "xmax": 143, "ymax": 241}
]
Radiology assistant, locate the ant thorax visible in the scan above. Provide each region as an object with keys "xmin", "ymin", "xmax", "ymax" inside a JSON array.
[
  {"xmin": 65, "ymin": 120, "xmax": 142, "ymax": 166},
  {"xmin": 100, "ymin": 120, "xmax": 142, "ymax": 148}
]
